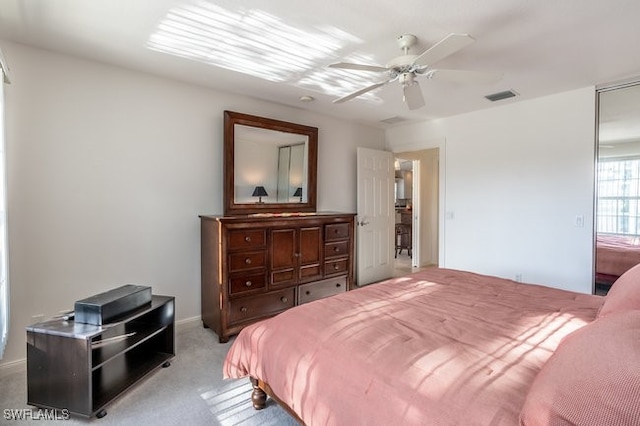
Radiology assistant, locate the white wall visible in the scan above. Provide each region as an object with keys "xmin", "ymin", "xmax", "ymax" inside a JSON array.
[
  {"xmin": 0, "ymin": 41, "xmax": 384, "ymax": 365},
  {"xmin": 387, "ymin": 87, "xmax": 596, "ymax": 293}
]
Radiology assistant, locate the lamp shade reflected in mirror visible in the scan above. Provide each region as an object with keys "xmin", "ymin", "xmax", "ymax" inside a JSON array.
[{"xmin": 252, "ymin": 185, "xmax": 268, "ymax": 203}]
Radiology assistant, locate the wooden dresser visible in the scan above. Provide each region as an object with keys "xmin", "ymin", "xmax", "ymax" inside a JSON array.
[{"xmin": 200, "ymin": 212, "xmax": 356, "ymax": 342}]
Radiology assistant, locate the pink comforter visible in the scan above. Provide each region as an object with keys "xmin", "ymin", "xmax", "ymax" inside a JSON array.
[
  {"xmin": 223, "ymin": 268, "xmax": 603, "ymax": 426},
  {"xmin": 596, "ymin": 233, "xmax": 640, "ymax": 277}
]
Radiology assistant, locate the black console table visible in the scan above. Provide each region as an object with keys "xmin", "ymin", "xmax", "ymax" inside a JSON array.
[{"xmin": 26, "ymin": 295, "xmax": 175, "ymax": 418}]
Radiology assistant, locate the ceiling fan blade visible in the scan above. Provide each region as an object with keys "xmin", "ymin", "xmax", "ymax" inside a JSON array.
[
  {"xmin": 403, "ymin": 82, "xmax": 425, "ymax": 110},
  {"xmin": 333, "ymin": 80, "xmax": 390, "ymax": 104},
  {"xmin": 329, "ymin": 62, "xmax": 389, "ymax": 72},
  {"xmin": 428, "ymin": 69, "xmax": 503, "ymax": 84},
  {"xmin": 413, "ymin": 34, "xmax": 475, "ymax": 67}
]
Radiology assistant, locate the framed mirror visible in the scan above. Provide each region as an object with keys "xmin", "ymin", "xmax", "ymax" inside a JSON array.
[{"xmin": 223, "ymin": 110, "xmax": 318, "ymax": 215}]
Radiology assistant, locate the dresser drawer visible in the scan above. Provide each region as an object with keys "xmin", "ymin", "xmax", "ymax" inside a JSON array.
[
  {"xmin": 325, "ymin": 223, "xmax": 350, "ymax": 241},
  {"xmin": 228, "ymin": 289, "xmax": 295, "ymax": 325},
  {"xmin": 229, "ymin": 251, "xmax": 266, "ymax": 272},
  {"xmin": 325, "ymin": 259, "xmax": 348, "ymax": 275},
  {"xmin": 228, "ymin": 229, "xmax": 266, "ymax": 250},
  {"xmin": 324, "ymin": 241, "xmax": 348, "ymax": 259},
  {"xmin": 298, "ymin": 277, "xmax": 347, "ymax": 304},
  {"xmin": 229, "ymin": 272, "xmax": 267, "ymax": 296}
]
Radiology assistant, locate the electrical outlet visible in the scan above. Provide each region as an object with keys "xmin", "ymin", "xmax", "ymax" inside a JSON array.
[
  {"xmin": 515, "ymin": 274, "xmax": 522, "ymax": 282},
  {"xmin": 575, "ymin": 215, "xmax": 584, "ymax": 228}
]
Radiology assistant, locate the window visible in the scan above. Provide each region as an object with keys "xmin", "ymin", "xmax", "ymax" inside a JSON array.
[
  {"xmin": 0, "ymin": 53, "xmax": 9, "ymax": 358},
  {"xmin": 597, "ymin": 157, "xmax": 640, "ymax": 235}
]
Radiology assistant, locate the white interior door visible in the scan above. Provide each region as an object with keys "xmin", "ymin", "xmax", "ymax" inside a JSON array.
[{"xmin": 357, "ymin": 147, "xmax": 394, "ymax": 286}]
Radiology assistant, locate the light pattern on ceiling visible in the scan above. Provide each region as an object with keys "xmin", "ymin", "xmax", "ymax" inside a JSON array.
[
  {"xmin": 147, "ymin": 1, "xmax": 383, "ymax": 102},
  {"xmin": 299, "ymin": 52, "xmax": 385, "ymax": 104}
]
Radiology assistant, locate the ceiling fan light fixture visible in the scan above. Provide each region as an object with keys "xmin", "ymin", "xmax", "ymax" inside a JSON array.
[
  {"xmin": 399, "ymin": 72, "xmax": 415, "ymax": 86},
  {"xmin": 329, "ymin": 32, "xmax": 499, "ymax": 110}
]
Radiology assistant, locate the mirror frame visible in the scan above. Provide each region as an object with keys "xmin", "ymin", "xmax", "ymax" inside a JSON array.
[{"xmin": 224, "ymin": 110, "xmax": 318, "ymax": 215}]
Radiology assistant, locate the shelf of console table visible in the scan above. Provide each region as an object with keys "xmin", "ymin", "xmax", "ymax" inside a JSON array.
[{"xmin": 26, "ymin": 295, "xmax": 175, "ymax": 418}]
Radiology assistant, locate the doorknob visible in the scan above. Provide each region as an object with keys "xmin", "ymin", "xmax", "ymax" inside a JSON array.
[{"xmin": 358, "ymin": 220, "xmax": 370, "ymax": 226}]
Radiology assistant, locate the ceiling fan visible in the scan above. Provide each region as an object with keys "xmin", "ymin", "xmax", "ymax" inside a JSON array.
[{"xmin": 329, "ymin": 33, "xmax": 502, "ymax": 110}]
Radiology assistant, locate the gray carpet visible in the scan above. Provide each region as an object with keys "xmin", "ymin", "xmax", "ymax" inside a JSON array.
[{"xmin": 0, "ymin": 324, "xmax": 299, "ymax": 425}]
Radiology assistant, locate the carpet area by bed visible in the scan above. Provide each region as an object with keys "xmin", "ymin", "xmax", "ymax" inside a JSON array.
[{"xmin": 0, "ymin": 324, "xmax": 297, "ymax": 426}]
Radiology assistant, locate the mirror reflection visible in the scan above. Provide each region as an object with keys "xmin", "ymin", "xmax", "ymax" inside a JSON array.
[
  {"xmin": 234, "ymin": 124, "xmax": 309, "ymax": 204},
  {"xmin": 595, "ymin": 81, "xmax": 640, "ymax": 295},
  {"xmin": 276, "ymin": 143, "xmax": 307, "ymax": 202},
  {"xmin": 223, "ymin": 110, "xmax": 317, "ymax": 215}
]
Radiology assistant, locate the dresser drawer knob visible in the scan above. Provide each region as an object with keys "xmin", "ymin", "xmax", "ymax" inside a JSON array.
[
  {"xmin": 245, "ymin": 281, "xmax": 252, "ymax": 287},
  {"xmin": 281, "ymin": 297, "xmax": 288, "ymax": 303},
  {"xmin": 333, "ymin": 264, "xmax": 339, "ymax": 270},
  {"xmin": 240, "ymin": 307, "xmax": 248, "ymax": 313},
  {"xmin": 336, "ymin": 283, "xmax": 341, "ymax": 287},
  {"xmin": 245, "ymin": 258, "xmax": 252, "ymax": 265},
  {"xmin": 333, "ymin": 247, "xmax": 340, "ymax": 252},
  {"xmin": 305, "ymin": 290, "xmax": 311, "ymax": 295},
  {"xmin": 244, "ymin": 236, "xmax": 251, "ymax": 242}
]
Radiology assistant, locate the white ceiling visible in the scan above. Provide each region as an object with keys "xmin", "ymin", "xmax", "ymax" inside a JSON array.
[{"xmin": 1, "ymin": 0, "xmax": 640, "ymax": 128}]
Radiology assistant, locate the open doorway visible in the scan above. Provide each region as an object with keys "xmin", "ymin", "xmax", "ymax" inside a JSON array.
[
  {"xmin": 393, "ymin": 148, "xmax": 439, "ymax": 277},
  {"xmin": 394, "ymin": 158, "xmax": 415, "ymax": 275}
]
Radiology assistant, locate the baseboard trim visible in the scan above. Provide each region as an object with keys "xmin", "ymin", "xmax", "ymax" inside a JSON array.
[
  {"xmin": 0, "ymin": 358, "xmax": 25, "ymax": 377},
  {"xmin": 0, "ymin": 315, "xmax": 203, "ymax": 378},
  {"xmin": 175, "ymin": 315, "xmax": 201, "ymax": 331}
]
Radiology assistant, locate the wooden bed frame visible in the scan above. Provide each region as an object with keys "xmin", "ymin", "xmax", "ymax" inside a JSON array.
[{"xmin": 250, "ymin": 377, "xmax": 305, "ymax": 424}]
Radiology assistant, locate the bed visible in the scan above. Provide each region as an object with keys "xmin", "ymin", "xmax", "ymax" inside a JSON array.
[
  {"xmin": 596, "ymin": 233, "xmax": 640, "ymax": 285},
  {"xmin": 223, "ymin": 267, "xmax": 640, "ymax": 426}
]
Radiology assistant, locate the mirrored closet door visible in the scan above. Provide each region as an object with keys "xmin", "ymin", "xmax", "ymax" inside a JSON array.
[{"xmin": 595, "ymin": 81, "xmax": 640, "ymax": 294}]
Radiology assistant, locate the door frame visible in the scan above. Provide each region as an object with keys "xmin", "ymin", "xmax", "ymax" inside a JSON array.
[
  {"xmin": 410, "ymin": 159, "xmax": 420, "ymax": 267},
  {"xmin": 391, "ymin": 137, "xmax": 445, "ymax": 267}
]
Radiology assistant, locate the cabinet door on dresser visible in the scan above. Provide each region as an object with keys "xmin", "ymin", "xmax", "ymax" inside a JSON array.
[
  {"xmin": 270, "ymin": 228, "xmax": 296, "ymax": 287},
  {"xmin": 270, "ymin": 226, "xmax": 322, "ymax": 287},
  {"xmin": 298, "ymin": 226, "xmax": 323, "ymax": 282}
]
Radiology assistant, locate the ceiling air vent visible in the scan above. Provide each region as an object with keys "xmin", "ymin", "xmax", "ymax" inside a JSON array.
[
  {"xmin": 379, "ymin": 116, "xmax": 407, "ymax": 125},
  {"xmin": 485, "ymin": 90, "xmax": 518, "ymax": 102}
]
